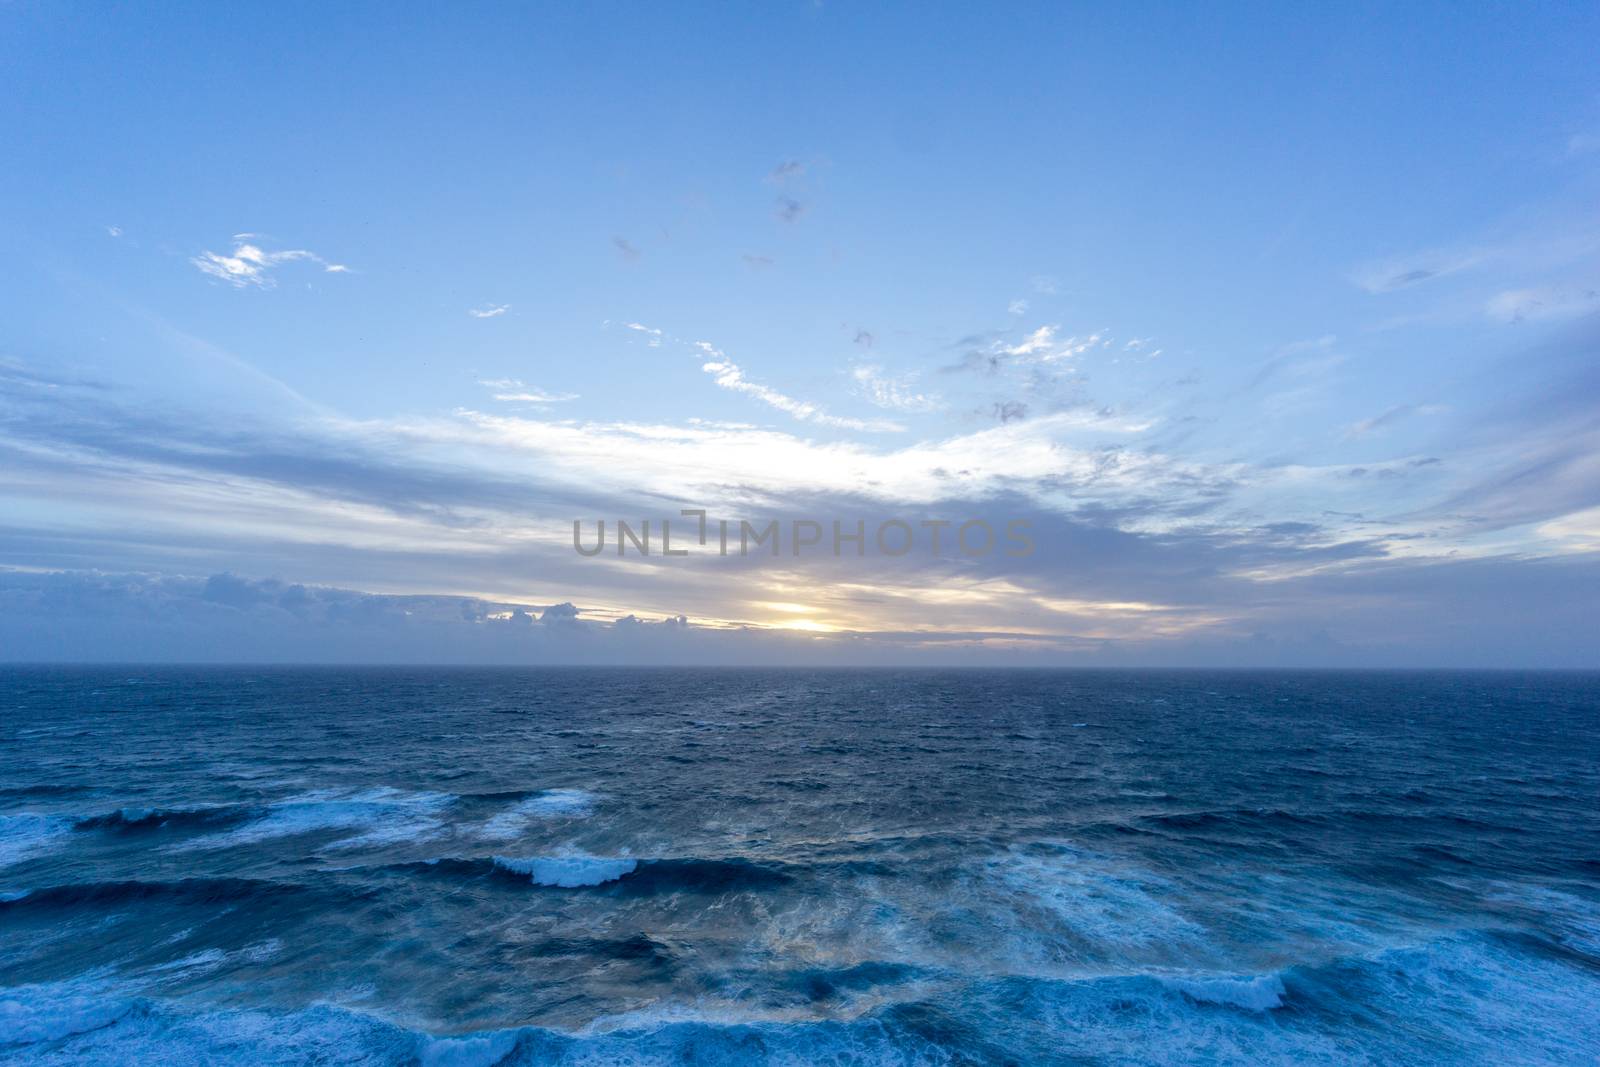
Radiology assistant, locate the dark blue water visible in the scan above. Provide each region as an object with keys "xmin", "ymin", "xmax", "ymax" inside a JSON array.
[{"xmin": 1, "ymin": 668, "xmax": 1597, "ymax": 1065}]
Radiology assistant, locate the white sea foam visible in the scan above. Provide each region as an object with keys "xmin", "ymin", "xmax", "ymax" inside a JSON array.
[
  {"xmin": 479, "ymin": 789, "xmax": 596, "ymax": 841},
  {"xmin": 0, "ymin": 984, "xmax": 957, "ymax": 1066},
  {"xmin": 0, "ymin": 987, "xmax": 409, "ymax": 1065},
  {"xmin": 0, "ymin": 813, "xmax": 74, "ymax": 869},
  {"xmin": 173, "ymin": 788, "xmax": 454, "ymax": 852},
  {"xmin": 109, "ymin": 806, "xmax": 158, "ymax": 824},
  {"xmin": 1157, "ymin": 972, "xmax": 1287, "ymax": 1011},
  {"xmin": 978, "ymin": 846, "xmax": 1207, "ymax": 966},
  {"xmin": 492, "ymin": 854, "xmax": 637, "ymax": 887},
  {"xmin": 6, "ymin": 929, "xmax": 1600, "ymax": 1067},
  {"xmin": 1484, "ymin": 882, "xmax": 1600, "ymax": 956},
  {"xmin": 417, "ymin": 1030, "xmax": 521, "ymax": 1067},
  {"xmin": 241, "ymin": 938, "xmax": 285, "ymax": 963},
  {"xmin": 150, "ymin": 949, "xmax": 229, "ymax": 975},
  {"xmin": 0, "ymin": 985, "xmax": 135, "ymax": 1045}
]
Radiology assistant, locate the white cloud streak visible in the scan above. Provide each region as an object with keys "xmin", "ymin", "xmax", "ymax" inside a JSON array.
[
  {"xmin": 192, "ymin": 236, "xmax": 349, "ymax": 288},
  {"xmin": 625, "ymin": 322, "xmax": 663, "ymax": 347},
  {"xmin": 694, "ymin": 343, "xmax": 905, "ymax": 432},
  {"xmin": 477, "ymin": 379, "xmax": 577, "ymax": 404}
]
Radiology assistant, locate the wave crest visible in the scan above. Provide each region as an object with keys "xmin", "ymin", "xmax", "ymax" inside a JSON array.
[
  {"xmin": 492, "ymin": 855, "xmax": 637, "ymax": 887},
  {"xmin": 1157, "ymin": 972, "xmax": 1287, "ymax": 1011}
]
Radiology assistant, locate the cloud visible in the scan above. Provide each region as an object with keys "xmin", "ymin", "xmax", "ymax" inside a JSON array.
[
  {"xmin": 1345, "ymin": 403, "xmax": 1445, "ymax": 439},
  {"xmin": 0, "ymin": 569, "xmax": 737, "ymax": 664},
  {"xmin": 1567, "ymin": 132, "xmax": 1600, "ymax": 156},
  {"xmin": 625, "ymin": 322, "xmax": 663, "ymax": 347},
  {"xmin": 468, "ymin": 304, "xmax": 510, "ymax": 319},
  {"xmin": 1008, "ymin": 299, "xmax": 1028, "ymax": 315},
  {"xmin": 191, "ymin": 236, "xmax": 349, "ymax": 288},
  {"xmin": 1485, "ymin": 285, "xmax": 1598, "ymax": 324},
  {"xmin": 853, "ymin": 330, "xmax": 874, "ymax": 347},
  {"xmin": 539, "ymin": 601, "xmax": 580, "ymax": 625},
  {"xmin": 612, "ymin": 236, "xmax": 641, "ymax": 262},
  {"xmin": 8, "ymin": 537, "xmax": 1599, "ymax": 667},
  {"xmin": 766, "ymin": 160, "xmax": 804, "ymax": 183},
  {"xmin": 694, "ymin": 343, "xmax": 903, "ymax": 432},
  {"xmin": 450, "ymin": 400, "xmax": 1183, "ymax": 507},
  {"xmin": 1538, "ymin": 504, "xmax": 1600, "ymax": 552},
  {"xmin": 106, "ymin": 225, "xmax": 122, "ymax": 238},
  {"xmin": 852, "ymin": 364, "xmax": 941, "ymax": 413},
  {"xmin": 992, "ymin": 400, "xmax": 1028, "ymax": 423},
  {"xmin": 774, "ymin": 197, "xmax": 807, "ymax": 224},
  {"xmin": 1008, "ymin": 325, "xmax": 1059, "ymax": 358},
  {"xmin": 1351, "ymin": 204, "xmax": 1600, "ymax": 300},
  {"xmin": 1351, "ymin": 247, "xmax": 1488, "ymax": 294},
  {"xmin": 493, "ymin": 392, "xmax": 578, "ymax": 404},
  {"xmin": 943, "ymin": 325, "xmax": 1108, "ymax": 375},
  {"xmin": 1001, "ymin": 326, "xmax": 1112, "ymax": 365},
  {"xmin": 478, "ymin": 379, "xmax": 578, "ymax": 405},
  {"xmin": 1243, "ymin": 335, "xmax": 1345, "ymax": 393},
  {"xmin": 8, "ymin": 301, "xmax": 1600, "ymax": 669}
]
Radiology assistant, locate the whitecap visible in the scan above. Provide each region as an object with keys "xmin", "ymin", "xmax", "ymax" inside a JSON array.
[
  {"xmin": 1157, "ymin": 971, "xmax": 1287, "ymax": 1011},
  {"xmin": 240, "ymin": 938, "xmax": 285, "ymax": 963},
  {"xmin": 0, "ymin": 985, "xmax": 135, "ymax": 1044},
  {"xmin": 150, "ymin": 949, "xmax": 229, "ymax": 975},
  {"xmin": 172, "ymin": 788, "xmax": 454, "ymax": 852},
  {"xmin": 479, "ymin": 789, "xmax": 595, "ymax": 841},
  {"xmin": 0, "ymin": 813, "xmax": 73, "ymax": 869},
  {"xmin": 492, "ymin": 854, "xmax": 637, "ymax": 887},
  {"xmin": 980, "ymin": 846, "xmax": 1206, "ymax": 963},
  {"xmin": 418, "ymin": 1030, "xmax": 521, "ymax": 1067}
]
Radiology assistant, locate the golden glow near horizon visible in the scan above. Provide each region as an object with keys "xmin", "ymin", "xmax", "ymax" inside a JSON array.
[{"xmin": 456, "ymin": 565, "xmax": 1248, "ymax": 648}]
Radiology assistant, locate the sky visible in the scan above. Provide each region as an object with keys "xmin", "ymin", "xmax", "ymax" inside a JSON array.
[{"xmin": 3, "ymin": 1, "xmax": 1600, "ymax": 665}]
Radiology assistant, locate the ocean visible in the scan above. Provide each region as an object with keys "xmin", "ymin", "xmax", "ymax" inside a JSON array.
[{"xmin": 1, "ymin": 667, "xmax": 1596, "ymax": 1065}]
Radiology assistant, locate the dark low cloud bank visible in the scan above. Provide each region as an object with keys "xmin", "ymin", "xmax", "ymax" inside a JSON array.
[{"xmin": 2, "ymin": 564, "xmax": 1596, "ymax": 668}]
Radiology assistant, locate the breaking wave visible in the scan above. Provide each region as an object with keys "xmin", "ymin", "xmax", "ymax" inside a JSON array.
[
  {"xmin": 168, "ymin": 788, "xmax": 455, "ymax": 853},
  {"xmin": 0, "ymin": 814, "xmax": 73, "ymax": 869},
  {"xmin": 478, "ymin": 789, "xmax": 596, "ymax": 841},
  {"xmin": 491, "ymin": 854, "xmax": 638, "ymax": 887}
]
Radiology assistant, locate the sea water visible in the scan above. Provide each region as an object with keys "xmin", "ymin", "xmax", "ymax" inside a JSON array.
[{"xmin": 1, "ymin": 667, "xmax": 1596, "ymax": 1064}]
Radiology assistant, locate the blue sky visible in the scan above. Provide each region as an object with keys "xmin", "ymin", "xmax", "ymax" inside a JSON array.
[{"xmin": 3, "ymin": 2, "xmax": 1599, "ymax": 664}]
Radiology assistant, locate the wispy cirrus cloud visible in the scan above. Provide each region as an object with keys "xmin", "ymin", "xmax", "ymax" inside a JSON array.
[
  {"xmin": 1345, "ymin": 403, "xmax": 1446, "ymax": 439},
  {"xmin": 852, "ymin": 364, "xmax": 941, "ymax": 413},
  {"xmin": 1485, "ymin": 285, "xmax": 1599, "ymax": 324},
  {"xmin": 1351, "ymin": 198, "xmax": 1600, "ymax": 299},
  {"xmin": 625, "ymin": 322, "xmax": 663, "ymax": 347},
  {"xmin": 478, "ymin": 379, "xmax": 577, "ymax": 404},
  {"xmin": 192, "ymin": 235, "xmax": 349, "ymax": 288},
  {"xmin": 695, "ymin": 342, "xmax": 904, "ymax": 432},
  {"xmin": 9, "ymin": 350, "xmax": 1600, "ymax": 665},
  {"xmin": 468, "ymin": 304, "xmax": 510, "ymax": 319},
  {"xmin": 943, "ymin": 325, "xmax": 1109, "ymax": 375},
  {"xmin": 1351, "ymin": 248, "xmax": 1488, "ymax": 294}
]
